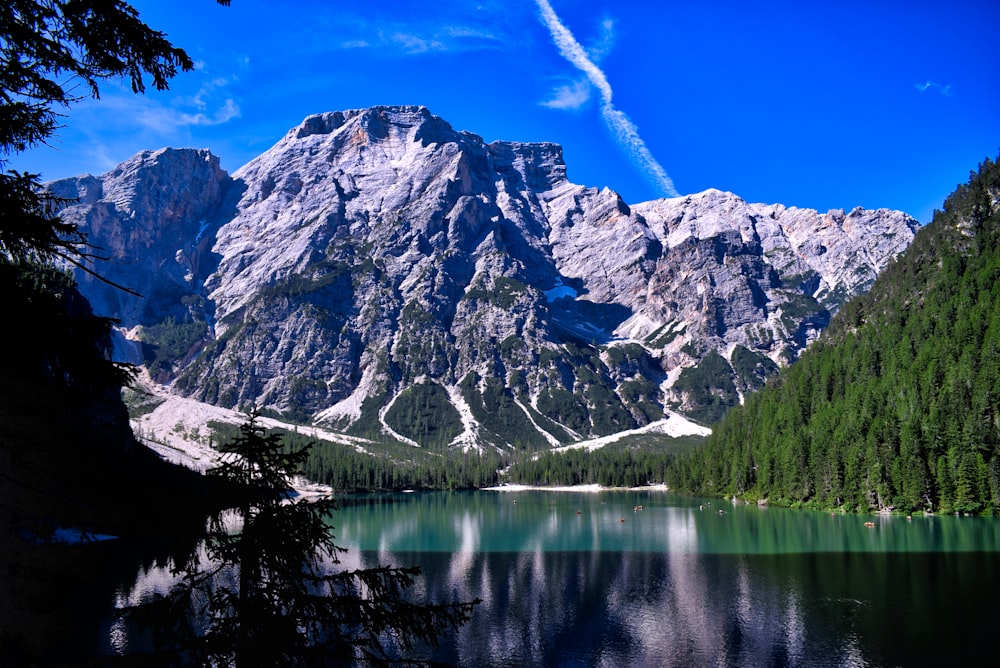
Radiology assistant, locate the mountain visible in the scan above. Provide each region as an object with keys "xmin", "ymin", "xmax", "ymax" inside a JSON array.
[
  {"xmin": 670, "ymin": 156, "xmax": 1000, "ymax": 514},
  {"xmin": 51, "ymin": 105, "xmax": 919, "ymax": 451}
]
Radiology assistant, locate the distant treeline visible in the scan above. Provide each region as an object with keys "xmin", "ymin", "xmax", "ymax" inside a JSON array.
[
  {"xmin": 207, "ymin": 420, "xmax": 703, "ymax": 492},
  {"xmin": 500, "ymin": 437, "xmax": 703, "ymax": 488}
]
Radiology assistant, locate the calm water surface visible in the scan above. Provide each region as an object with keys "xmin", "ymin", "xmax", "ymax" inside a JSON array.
[{"xmin": 326, "ymin": 490, "xmax": 999, "ymax": 667}]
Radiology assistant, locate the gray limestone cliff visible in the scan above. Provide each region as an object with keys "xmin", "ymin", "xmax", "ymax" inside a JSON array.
[{"xmin": 53, "ymin": 105, "xmax": 919, "ymax": 448}]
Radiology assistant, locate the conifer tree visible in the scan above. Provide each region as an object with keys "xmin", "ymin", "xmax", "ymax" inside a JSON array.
[{"xmin": 123, "ymin": 410, "xmax": 478, "ymax": 666}]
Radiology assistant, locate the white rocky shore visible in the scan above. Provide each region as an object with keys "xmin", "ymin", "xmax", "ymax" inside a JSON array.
[
  {"xmin": 129, "ymin": 379, "xmax": 356, "ymax": 497},
  {"xmin": 483, "ymin": 483, "xmax": 670, "ymax": 493}
]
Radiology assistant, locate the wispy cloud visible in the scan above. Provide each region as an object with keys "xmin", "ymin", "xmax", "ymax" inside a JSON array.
[
  {"xmin": 192, "ymin": 77, "xmax": 234, "ymax": 110},
  {"xmin": 586, "ymin": 17, "xmax": 616, "ymax": 62},
  {"xmin": 541, "ymin": 78, "xmax": 591, "ymax": 110},
  {"xmin": 386, "ymin": 30, "xmax": 448, "ymax": 54},
  {"xmin": 180, "ymin": 98, "xmax": 241, "ymax": 127},
  {"xmin": 915, "ymin": 81, "xmax": 952, "ymax": 96},
  {"xmin": 68, "ymin": 61, "xmax": 242, "ymax": 147},
  {"xmin": 333, "ymin": 16, "xmax": 502, "ymax": 56},
  {"xmin": 93, "ymin": 95, "xmax": 241, "ymax": 135},
  {"xmin": 81, "ymin": 142, "xmax": 121, "ymax": 176},
  {"xmin": 534, "ymin": 0, "xmax": 679, "ymax": 197}
]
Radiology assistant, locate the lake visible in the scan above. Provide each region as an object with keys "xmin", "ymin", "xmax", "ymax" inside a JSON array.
[
  {"xmin": 329, "ymin": 490, "xmax": 998, "ymax": 667},
  {"xmin": 99, "ymin": 489, "xmax": 999, "ymax": 666}
]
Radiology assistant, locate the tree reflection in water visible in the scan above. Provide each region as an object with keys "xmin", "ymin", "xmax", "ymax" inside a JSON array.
[{"xmin": 116, "ymin": 411, "xmax": 478, "ymax": 666}]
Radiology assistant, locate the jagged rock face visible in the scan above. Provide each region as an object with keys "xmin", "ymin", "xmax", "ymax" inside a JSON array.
[
  {"xmin": 628, "ymin": 190, "xmax": 917, "ymax": 361},
  {"xmin": 53, "ymin": 105, "xmax": 920, "ymax": 446},
  {"xmin": 51, "ymin": 148, "xmax": 234, "ymax": 360}
]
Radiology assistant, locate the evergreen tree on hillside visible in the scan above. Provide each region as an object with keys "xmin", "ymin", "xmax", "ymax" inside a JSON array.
[{"xmin": 670, "ymin": 156, "xmax": 1000, "ymax": 514}]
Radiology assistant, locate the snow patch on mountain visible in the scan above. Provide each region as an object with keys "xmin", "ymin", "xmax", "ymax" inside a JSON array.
[{"xmin": 552, "ymin": 411, "xmax": 712, "ymax": 453}]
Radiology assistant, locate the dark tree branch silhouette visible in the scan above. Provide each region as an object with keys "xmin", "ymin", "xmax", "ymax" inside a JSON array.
[
  {"xmin": 122, "ymin": 410, "xmax": 479, "ymax": 666},
  {"xmin": 1, "ymin": 0, "xmax": 230, "ymax": 268}
]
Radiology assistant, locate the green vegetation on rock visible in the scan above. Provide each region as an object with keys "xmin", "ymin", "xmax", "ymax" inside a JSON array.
[
  {"xmin": 730, "ymin": 344, "xmax": 779, "ymax": 394},
  {"xmin": 459, "ymin": 372, "xmax": 549, "ymax": 449},
  {"xmin": 384, "ymin": 382, "xmax": 463, "ymax": 449},
  {"xmin": 138, "ymin": 316, "xmax": 208, "ymax": 378},
  {"xmin": 670, "ymin": 349, "xmax": 739, "ymax": 424},
  {"xmin": 536, "ymin": 386, "xmax": 590, "ymax": 433},
  {"xmin": 462, "ymin": 276, "xmax": 529, "ymax": 309}
]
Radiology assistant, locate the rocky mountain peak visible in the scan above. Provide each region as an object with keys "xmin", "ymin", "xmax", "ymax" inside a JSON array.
[{"xmin": 53, "ymin": 106, "xmax": 920, "ymax": 448}]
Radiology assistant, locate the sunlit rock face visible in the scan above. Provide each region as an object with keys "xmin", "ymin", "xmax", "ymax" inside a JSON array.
[
  {"xmin": 50, "ymin": 148, "xmax": 233, "ymax": 328},
  {"xmin": 53, "ymin": 105, "xmax": 919, "ymax": 446}
]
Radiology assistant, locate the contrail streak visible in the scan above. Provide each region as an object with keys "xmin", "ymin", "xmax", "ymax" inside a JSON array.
[{"xmin": 534, "ymin": 0, "xmax": 680, "ymax": 197}]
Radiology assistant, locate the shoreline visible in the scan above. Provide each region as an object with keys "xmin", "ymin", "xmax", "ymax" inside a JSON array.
[{"xmin": 481, "ymin": 483, "xmax": 670, "ymax": 493}]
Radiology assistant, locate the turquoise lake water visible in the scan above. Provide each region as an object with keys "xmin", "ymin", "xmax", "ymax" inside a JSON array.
[{"xmin": 326, "ymin": 490, "xmax": 999, "ymax": 666}]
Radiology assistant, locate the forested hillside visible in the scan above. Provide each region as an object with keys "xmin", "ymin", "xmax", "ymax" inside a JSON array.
[{"xmin": 668, "ymin": 156, "xmax": 1000, "ymax": 514}]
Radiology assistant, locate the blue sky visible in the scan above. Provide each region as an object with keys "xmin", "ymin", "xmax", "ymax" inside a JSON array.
[{"xmin": 16, "ymin": 0, "xmax": 1000, "ymax": 222}]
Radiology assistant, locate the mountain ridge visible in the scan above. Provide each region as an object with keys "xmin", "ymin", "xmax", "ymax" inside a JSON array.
[{"xmin": 52, "ymin": 105, "xmax": 920, "ymax": 452}]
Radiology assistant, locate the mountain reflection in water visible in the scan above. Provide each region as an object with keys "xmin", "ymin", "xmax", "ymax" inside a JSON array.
[{"xmin": 112, "ymin": 491, "xmax": 996, "ymax": 666}]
